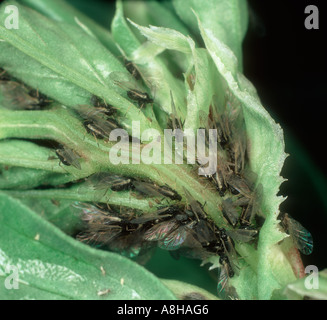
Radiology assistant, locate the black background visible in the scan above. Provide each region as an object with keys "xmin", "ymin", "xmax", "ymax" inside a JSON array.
[{"xmin": 243, "ymin": 0, "xmax": 327, "ymax": 268}]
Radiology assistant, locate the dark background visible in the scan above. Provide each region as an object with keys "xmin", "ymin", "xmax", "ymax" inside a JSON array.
[{"xmin": 244, "ymin": 0, "xmax": 327, "ymax": 269}]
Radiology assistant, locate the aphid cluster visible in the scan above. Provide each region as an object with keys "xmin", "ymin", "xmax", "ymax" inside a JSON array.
[
  {"xmin": 1, "ymin": 59, "xmax": 313, "ymax": 300},
  {"xmin": 73, "ymin": 88, "xmax": 313, "ymax": 299},
  {"xmin": 75, "ymin": 194, "xmax": 237, "ymax": 266},
  {"xmin": 196, "ymin": 93, "xmax": 312, "ymax": 294}
]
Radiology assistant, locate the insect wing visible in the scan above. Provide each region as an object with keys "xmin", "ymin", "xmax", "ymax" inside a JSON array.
[
  {"xmin": 284, "ymin": 214, "xmax": 313, "ymax": 255},
  {"xmin": 192, "ymin": 219, "xmax": 216, "ymax": 245},
  {"xmin": 183, "ymin": 187, "xmax": 206, "ymax": 220},
  {"xmin": 157, "ymin": 185, "xmax": 182, "ymax": 201},
  {"xmin": 0, "ymin": 81, "xmax": 38, "ymax": 110},
  {"xmin": 160, "ymin": 226, "xmax": 187, "ymax": 251},
  {"xmin": 169, "ymin": 91, "xmax": 183, "ymax": 130},
  {"xmin": 133, "ymin": 181, "xmax": 162, "ymax": 198},
  {"xmin": 225, "ymin": 228, "xmax": 258, "ymax": 243},
  {"xmin": 220, "ymin": 231, "xmax": 240, "ymax": 276},
  {"xmin": 88, "ymin": 173, "xmax": 132, "ymax": 192},
  {"xmin": 73, "ymin": 202, "xmax": 121, "ymax": 224},
  {"xmin": 144, "ymin": 220, "xmax": 178, "ymax": 242},
  {"xmin": 221, "ymin": 198, "xmax": 240, "ymax": 227},
  {"xmin": 217, "ymin": 263, "xmax": 229, "ymax": 294},
  {"xmin": 109, "ymin": 71, "xmax": 143, "ymax": 92},
  {"xmin": 77, "ymin": 225, "xmax": 122, "ymax": 246},
  {"xmin": 107, "ymin": 231, "xmax": 145, "ymax": 258},
  {"xmin": 124, "ymin": 59, "xmax": 141, "ymax": 80},
  {"xmin": 57, "ymin": 146, "xmax": 81, "ymax": 170}
]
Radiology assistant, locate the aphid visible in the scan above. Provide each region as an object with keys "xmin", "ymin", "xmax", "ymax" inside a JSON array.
[
  {"xmin": 183, "ymin": 187, "xmax": 207, "ymax": 221},
  {"xmin": 77, "ymin": 224, "xmax": 122, "ymax": 246},
  {"xmin": 127, "ymin": 89, "xmax": 153, "ymax": 108},
  {"xmin": 169, "ymin": 91, "xmax": 183, "ymax": 130},
  {"xmin": 211, "ymin": 169, "xmax": 228, "ymax": 197},
  {"xmin": 208, "ymin": 101, "xmax": 229, "ymax": 146},
  {"xmin": 91, "ymin": 95, "xmax": 116, "ymax": 116},
  {"xmin": 110, "ymin": 71, "xmax": 153, "ymax": 109},
  {"xmin": 217, "ymin": 255, "xmax": 238, "ymax": 300},
  {"xmin": 217, "ymin": 228, "xmax": 240, "ymax": 276},
  {"xmin": 280, "ymin": 213, "xmax": 313, "ymax": 255},
  {"xmin": 75, "ymin": 202, "xmax": 155, "ymax": 258},
  {"xmin": 225, "ymin": 172, "xmax": 253, "ymax": 197},
  {"xmin": 75, "ymin": 203, "xmax": 123, "ymax": 246},
  {"xmin": 133, "ymin": 180, "xmax": 182, "ymax": 201},
  {"xmin": 144, "ymin": 217, "xmax": 197, "ymax": 251},
  {"xmin": 85, "ymin": 173, "xmax": 134, "ymax": 194},
  {"xmin": 28, "ymin": 89, "xmax": 51, "ymax": 108},
  {"xmin": 225, "ymin": 226, "xmax": 258, "ymax": 243},
  {"xmin": 124, "ymin": 59, "xmax": 141, "ymax": 80},
  {"xmin": 211, "ymin": 93, "xmax": 247, "ymax": 174},
  {"xmin": 217, "ymin": 254, "xmax": 234, "ymax": 293},
  {"xmin": 224, "ymin": 101, "xmax": 247, "ymax": 174},
  {"xmin": 221, "ymin": 198, "xmax": 240, "ymax": 227},
  {"xmin": 107, "ymin": 229, "xmax": 150, "ymax": 258},
  {"xmin": 144, "ymin": 219, "xmax": 179, "ymax": 242},
  {"xmin": 0, "ymin": 81, "xmax": 47, "ymax": 110},
  {"xmin": 75, "ymin": 105, "xmax": 119, "ymax": 139},
  {"xmin": 198, "ymin": 142, "xmax": 231, "ymax": 197},
  {"xmin": 76, "ymin": 203, "xmax": 125, "ymax": 243},
  {"xmin": 239, "ymin": 183, "xmax": 263, "ymax": 226},
  {"xmin": 155, "ymin": 205, "xmax": 183, "ymax": 216},
  {"xmin": 55, "ymin": 144, "xmax": 81, "ymax": 170},
  {"xmin": 192, "ymin": 218, "xmax": 217, "ymax": 246},
  {"xmin": 159, "ymin": 220, "xmax": 197, "ymax": 251}
]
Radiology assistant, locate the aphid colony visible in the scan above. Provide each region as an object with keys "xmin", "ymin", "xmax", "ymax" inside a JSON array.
[{"xmin": 0, "ymin": 62, "xmax": 313, "ymax": 298}]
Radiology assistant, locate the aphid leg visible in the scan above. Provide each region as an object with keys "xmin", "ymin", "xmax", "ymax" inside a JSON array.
[
  {"xmin": 57, "ymin": 159, "xmax": 69, "ymax": 175},
  {"xmin": 90, "ymin": 130, "xmax": 100, "ymax": 148},
  {"xmin": 123, "ymin": 102, "xmax": 134, "ymax": 119}
]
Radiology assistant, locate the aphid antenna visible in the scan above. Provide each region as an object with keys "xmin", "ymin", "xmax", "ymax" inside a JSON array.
[
  {"xmin": 89, "ymin": 128, "xmax": 100, "ymax": 148},
  {"xmin": 122, "ymin": 101, "xmax": 137, "ymax": 119}
]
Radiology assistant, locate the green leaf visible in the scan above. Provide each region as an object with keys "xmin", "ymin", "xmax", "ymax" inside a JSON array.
[
  {"xmin": 172, "ymin": 0, "xmax": 248, "ymax": 70},
  {"xmin": 162, "ymin": 279, "xmax": 219, "ymax": 300},
  {"xmin": 124, "ymin": 1, "xmax": 190, "ymax": 37},
  {"xmin": 0, "ymin": 1, "xmax": 158, "ymax": 133},
  {"xmin": 0, "ymin": 193, "xmax": 176, "ymax": 300},
  {"xmin": 284, "ymin": 269, "xmax": 327, "ymax": 300},
  {"xmin": 20, "ymin": 0, "xmax": 120, "ymax": 56}
]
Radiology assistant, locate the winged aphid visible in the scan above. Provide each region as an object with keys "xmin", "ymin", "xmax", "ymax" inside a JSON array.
[
  {"xmin": 279, "ymin": 213, "xmax": 313, "ymax": 255},
  {"xmin": 55, "ymin": 144, "xmax": 81, "ymax": 170}
]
